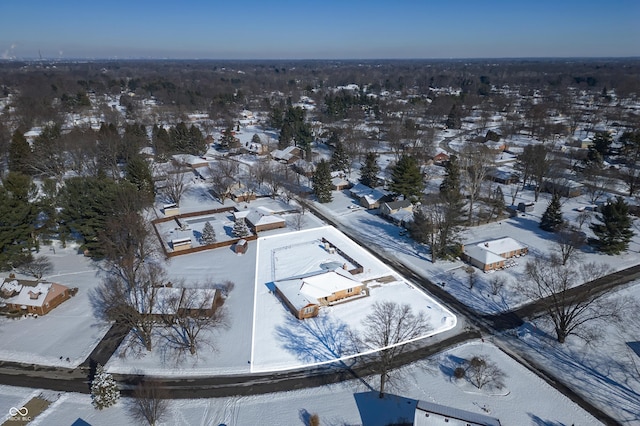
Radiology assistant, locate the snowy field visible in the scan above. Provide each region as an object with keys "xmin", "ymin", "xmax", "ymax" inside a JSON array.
[{"xmin": 4, "ymin": 341, "xmax": 601, "ymax": 426}]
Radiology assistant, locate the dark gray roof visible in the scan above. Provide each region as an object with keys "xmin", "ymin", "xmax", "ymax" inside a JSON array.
[{"xmin": 415, "ymin": 400, "xmax": 501, "ymax": 426}]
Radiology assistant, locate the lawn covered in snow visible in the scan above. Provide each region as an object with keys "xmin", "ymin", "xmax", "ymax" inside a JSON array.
[{"xmin": 8, "ymin": 341, "xmax": 601, "ymax": 426}]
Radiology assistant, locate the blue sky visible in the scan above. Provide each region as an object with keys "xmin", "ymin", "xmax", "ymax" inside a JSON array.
[{"xmin": 1, "ymin": 0, "xmax": 638, "ymax": 59}]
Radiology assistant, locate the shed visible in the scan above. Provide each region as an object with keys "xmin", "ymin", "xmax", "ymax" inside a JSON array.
[{"xmin": 235, "ymin": 239, "xmax": 248, "ymax": 254}]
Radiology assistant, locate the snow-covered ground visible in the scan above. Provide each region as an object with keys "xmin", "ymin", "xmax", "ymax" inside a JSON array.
[
  {"xmin": 3, "ymin": 340, "xmax": 601, "ymax": 426},
  {"xmin": 1, "ymin": 156, "xmax": 638, "ymax": 424},
  {"xmin": 0, "ymin": 242, "xmax": 110, "ymax": 367}
]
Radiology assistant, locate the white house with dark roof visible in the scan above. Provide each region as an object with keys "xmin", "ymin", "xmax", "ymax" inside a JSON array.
[{"xmin": 462, "ymin": 237, "xmax": 528, "ymax": 272}]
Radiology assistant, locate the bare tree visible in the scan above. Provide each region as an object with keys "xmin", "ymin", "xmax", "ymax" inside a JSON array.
[
  {"xmin": 554, "ymin": 225, "xmax": 586, "ymax": 265},
  {"xmin": 519, "ymin": 255, "xmax": 625, "ymax": 343},
  {"xmin": 129, "ymin": 379, "xmax": 169, "ymax": 426},
  {"xmin": 460, "ymin": 144, "xmax": 493, "ymax": 225},
  {"xmin": 464, "ymin": 355, "xmax": 506, "ymax": 390},
  {"xmin": 208, "ymin": 158, "xmax": 238, "ymax": 203},
  {"xmin": 489, "ymin": 276, "xmax": 506, "ymax": 296},
  {"xmin": 17, "ymin": 255, "xmax": 53, "ymax": 279},
  {"xmin": 160, "ymin": 288, "xmax": 229, "ymax": 357},
  {"xmin": 356, "ymin": 301, "xmax": 431, "ymax": 398},
  {"xmin": 93, "ymin": 262, "xmax": 166, "ymax": 353},
  {"xmin": 162, "ymin": 160, "xmax": 189, "ymax": 205}
]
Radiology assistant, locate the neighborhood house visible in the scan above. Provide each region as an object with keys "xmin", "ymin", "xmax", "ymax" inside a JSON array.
[
  {"xmin": 414, "ymin": 399, "xmax": 502, "ymax": 426},
  {"xmin": 461, "ymin": 237, "xmax": 528, "ymax": 272},
  {"xmin": 141, "ymin": 287, "xmax": 221, "ymax": 321},
  {"xmin": 0, "ymin": 278, "xmax": 72, "ymax": 316},
  {"xmin": 273, "ymin": 268, "xmax": 367, "ymax": 319}
]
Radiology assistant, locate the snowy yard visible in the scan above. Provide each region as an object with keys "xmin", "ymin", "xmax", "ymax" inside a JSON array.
[{"xmin": 6, "ymin": 341, "xmax": 601, "ymax": 426}]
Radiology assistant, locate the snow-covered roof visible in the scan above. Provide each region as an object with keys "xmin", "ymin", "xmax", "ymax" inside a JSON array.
[
  {"xmin": 246, "ymin": 207, "xmax": 285, "ymax": 228},
  {"xmin": 464, "ymin": 237, "xmax": 527, "ymax": 265},
  {"xmin": 275, "ymin": 268, "xmax": 361, "ymax": 311},
  {"xmin": 415, "ymin": 400, "xmax": 502, "ymax": 426},
  {"xmin": 271, "ymin": 146, "xmax": 300, "ymax": 161},
  {"xmin": 349, "ymin": 183, "xmax": 387, "ymax": 204},
  {"xmin": 0, "ymin": 279, "xmax": 68, "ymax": 309}
]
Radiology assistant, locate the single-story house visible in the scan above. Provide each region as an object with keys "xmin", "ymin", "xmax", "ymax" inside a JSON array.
[
  {"xmin": 271, "ymin": 146, "xmax": 302, "ymax": 164},
  {"xmin": 0, "ymin": 278, "xmax": 72, "ymax": 316},
  {"xmin": 414, "ymin": 400, "xmax": 501, "ymax": 426},
  {"xmin": 462, "ymin": 237, "xmax": 528, "ymax": 272},
  {"xmin": 331, "ymin": 174, "xmax": 351, "ymax": 191},
  {"xmin": 432, "ymin": 152, "xmax": 450, "ymax": 166},
  {"xmin": 486, "ymin": 168, "xmax": 519, "ymax": 185},
  {"xmin": 245, "ymin": 207, "xmax": 286, "ymax": 233},
  {"xmin": 273, "ymin": 268, "xmax": 367, "ymax": 319},
  {"xmin": 542, "ymin": 179, "xmax": 584, "ymax": 198},
  {"xmin": 380, "ymin": 200, "xmax": 413, "ymax": 225},
  {"xmin": 144, "ymin": 287, "xmax": 221, "ymax": 321},
  {"xmin": 349, "ymin": 183, "xmax": 390, "ymax": 209}
]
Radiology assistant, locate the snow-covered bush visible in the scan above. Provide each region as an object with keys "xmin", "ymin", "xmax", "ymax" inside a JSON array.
[{"xmin": 91, "ymin": 364, "xmax": 120, "ymax": 409}]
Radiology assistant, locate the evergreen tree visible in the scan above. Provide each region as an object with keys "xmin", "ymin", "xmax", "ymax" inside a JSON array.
[
  {"xmin": 0, "ymin": 173, "xmax": 37, "ymax": 270},
  {"xmin": 125, "ymin": 154, "xmax": 155, "ymax": 202},
  {"xmin": 590, "ymin": 196, "xmax": 635, "ymax": 254},
  {"xmin": 312, "ymin": 159, "xmax": 333, "ymax": 203},
  {"xmin": 220, "ymin": 124, "xmax": 237, "ymax": 149},
  {"xmin": 8, "ymin": 130, "xmax": 32, "ymax": 174},
  {"xmin": 91, "ymin": 364, "xmax": 120, "ymax": 410},
  {"xmin": 440, "ymin": 155, "xmax": 462, "ymax": 202},
  {"xmin": 389, "ymin": 155, "xmax": 423, "ymax": 201},
  {"xmin": 200, "ymin": 221, "xmax": 216, "ymax": 244},
  {"xmin": 592, "ymin": 131, "xmax": 612, "ymax": 158},
  {"xmin": 232, "ymin": 218, "xmax": 251, "ymax": 238},
  {"xmin": 359, "ymin": 152, "xmax": 380, "ymax": 188},
  {"xmin": 540, "ymin": 193, "xmax": 564, "ymax": 232},
  {"xmin": 58, "ymin": 177, "xmax": 145, "ymax": 256},
  {"xmin": 152, "ymin": 124, "xmax": 171, "ymax": 161},
  {"xmin": 330, "ymin": 140, "xmax": 350, "ymax": 173}
]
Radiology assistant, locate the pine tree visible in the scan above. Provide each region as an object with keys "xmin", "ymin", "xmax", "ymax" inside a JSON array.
[
  {"xmin": 540, "ymin": 192, "xmax": 564, "ymax": 232},
  {"xmin": 91, "ymin": 364, "xmax": 120, "ymax": 410},
  {"xmin": 8, "ymin": 130, "xmax": 32, "ymax": 174},
  {"xmin": 232, "ymin": 218, "xmax": 251, "ymax": 238},
  {"xmin": 201, "ymin": 221, "xmax": 216, "ymax": 244},
  {"xmin": 440, "ymin": 155, "xmax": 462, "ymax": 202},
  {"xmin": 389, "ymin": 155, "xmax": 423, "ymax": 201},
  {"xmin": 0, "ymin": 174, "xmax": 37, "ymax": 270},
  {"xmin": 590, "ymin": 196, "xmax": 635, "ymax": 254},
  {"xmin": 330, "ymin": 140, "xmax": 350, "ymax": 173},
  {"xmin": 359, "ymin": 152, "xmax": 380, "ymax": 188},
  {"xmin": 312, "ymin": 159, "xmax": 333, "ymax": 203}
]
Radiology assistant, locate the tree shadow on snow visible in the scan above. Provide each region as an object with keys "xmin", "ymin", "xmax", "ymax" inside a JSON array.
[{"xmin": 275, "ymin": 312, "xmax": 358, "ymax": 364}]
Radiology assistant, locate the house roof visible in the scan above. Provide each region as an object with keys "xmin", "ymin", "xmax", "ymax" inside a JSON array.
[
  {"xmin": 246, "ymin": 207, "xmax": 286, "ymax": 228},
  {"xmin": 0, "ymin": 279, "xmax": 68, "ymax": 309},
  {"xmin": 144, "ymin": 287, "xmax": 218, "ymax": 315},
  {"xmin": 350, "ymin": 183, "xmax": 387, "ymax": 205},
  {"xmin": 275, "ymin": 268, "xmax": 361, "ymax": 311},
  {"xmin": 464, "ymin": 237, "xmax": 527, "ymax": 266},
  {"xmin": 382, "ymin": 199, "xmax": 412, "ymax": 211},
  {"xmin": 272, "ymin": 145, "xmax": 301, "ymax": 161},
  {"xmin": 415, "ymin": 400, "xmax": 501, "ymax": 426}
]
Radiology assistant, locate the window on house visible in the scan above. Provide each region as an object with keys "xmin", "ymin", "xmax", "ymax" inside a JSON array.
[
  {"xmin": 304, "ymin": 306, "xmax": 315, "ymax": 314},
  {"xmin": 346, "ymin": 288, "xmax": 354, "ymax": 294}
]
